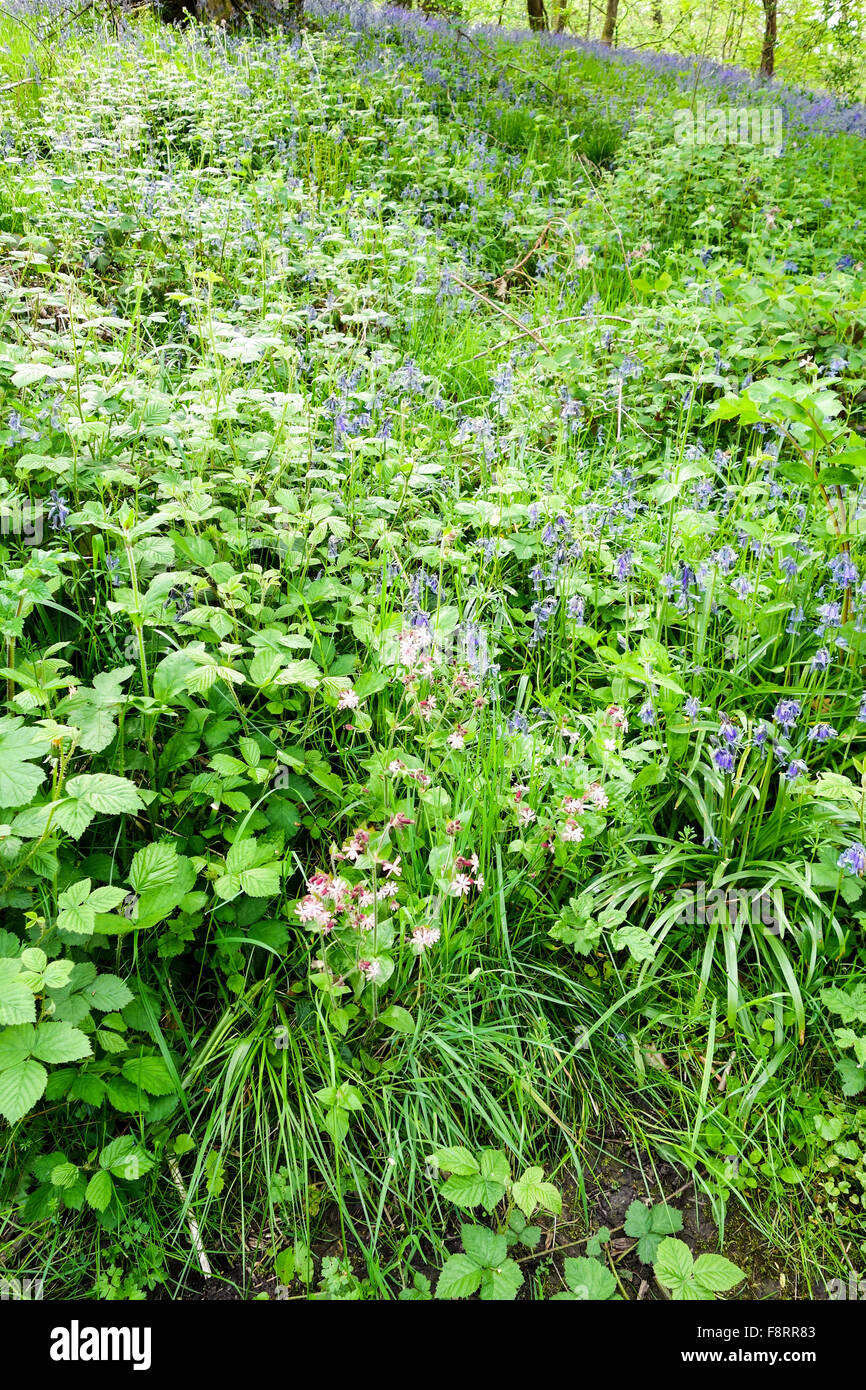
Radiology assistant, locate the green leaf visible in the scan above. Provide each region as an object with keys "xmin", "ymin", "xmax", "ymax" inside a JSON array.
[
  {"xmin": 479, "ymin": 1260, "xmax": 523, "ymax": 1301},
  {"xmin": 121, "ymin": 1054, "xmax": 176, "ymax": 1096},
  {"xmin": 83, "ymin": 974, "xmax": 134, "ymax": 1012},
  {"xmin": 99, "ymin": 1135, "xmax": 154, "ymax": 1180},
  {"xmin": 85, "ymin": 1169, "xmax": 115, "ymax": 1212},
  {"xmin": 430, "ymin": 1146, "xmax": 478, "ymax": 1176},
  {"xmin": 378, "ymin": 1005, "xmax": 415, "ymax": 1034},
  {"xmin": 237, "ymin": 864, "xmax": 282, "ymax": 897},
  {"xmin": 0, "ymin": 1058, "xmax": 47, "ymax": 1122},
  {"xmin": 31, "ymin": 1022, "xmax": 92, "ymax": 1063},
  {"xmin": 563, "ymin": 1256, "xmax": 618, "ymax": 1300},
  {"xmin": 0, "ymin": 1023, "xmax": 35, "ymax": 1068},
  {"xmin": 513, "ymin": 1166, "xmax": 562, "ymax": 1219},
  {"xmin": 436, "ymin": 1253, "xmax": 483, "ymax": 1300},
  {"xmin": 624, "ymin": 1200, "xmax": 652, "ymax": 1236},
  {"xmin": 692, "ymin": 1253, "xmax": 745, "ymax": 1294},
  {"xmin": 611, "ymin": 921, "xmax": 656, "ymax": 962},
  {"xmin": 129, "ymin": 842, "xmax": 181, "ymax": 893},
  {"xmin": 65, "ymin": 773, "xmax": 144, "ymax": 816},
  {"xmin": 460, "ymin": 1224, "xmax": 507, "ymax": 1269},
  {"xmin": 0, "ymin": 973, "xmax": 36, "ymax": 1025},
  {"xmin": 654, "ymin": 1237, "xmax": 714, "ymax": 1300}
]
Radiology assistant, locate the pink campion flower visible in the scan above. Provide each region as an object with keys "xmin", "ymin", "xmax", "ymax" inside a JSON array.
[
  {"xmin": 587, "ymin": 782, "xmax": 609, "ymax": 809},
  {"xmin": 307, "ymin": 872, "xmax": 332, "ymax": 898},
  {"xmin": 603, "ymin": 737, "xmax": 616, "ymax": 752},
  {"xmin": 297, "ymin": 895, "xmax": 323, "ymax": 922},
  {"xmin": 562, "ymin": 796, "xmax": 585, "ymax": 816},
  {"xmin": 419, "ymin": 697, "xmax": 437, "ymax": 721},
  {"xmin": 378, "ymin": 881, "xmax": 399, "ymax": 900},
  {"xmin": 337, "ymin": 689, "xmax": 360, "ymax": 710},
  {"xmin": 359, "ymin": 889, "xmax": 375, "ymax": 908},
  {"xmin": 447, "ymin": 726, "xmax": 466, "ymax": 750},
  {"xmin": 605, "ymin": 704, "xmax": 628, "ymax": 731},
  {"xmin": 343, "ymin": 829, "xmax": 371, "ymax": 862},
  {"xmin": 456, "ymin": 853, "xmax": 479, "ymax": 873},
  {"xmin": 381, "ymin": 856, "xmax": 402, "ymax": 878},
  {"xmin": 559, "ymin": 819, "xmax": 585, "ymax": 843},
  {"xmin": 358, "ymin": 959, "xmax": 382, "ymax": 982},
  {"xmin": 389, "ymin": 759, "xmax": 407, "ymax": 774},
  {"xmin": 473, "ymin": 696, "xmax": 487, "ymax": 710},
  {"xmin": 517, "ymin": 803, "xmax": 536, "ymax": 827},
  {"xmin": 513, "ymin": 784, "xmax": 529, "ymax": 802},
  {"xmin": 474, "ymin": 874, "xmax": 485, "ymax": 890},
  {"xmin": 389, "ymin": 813, "xmax": 414, "ymax": 829},
  {"xmin": 412, "ymin": 924, "xmax": 441, "ymax": 952},
  {"xmin": 445, "ymin": 819, "xmax": 462, "ymax": 836},
  {"xmin": 450, "ymin": 873, "xmax": 473, "ymax": 896}
]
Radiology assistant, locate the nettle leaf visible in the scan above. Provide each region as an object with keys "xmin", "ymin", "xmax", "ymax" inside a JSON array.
[
  {"xmin": 441, "ymin": 1149, "xmax": 510, "ymax": 1212},
  {"xmin": 0, "ymin": 1059, "xmax": 47, "ymax": 1123},
  {"xmin": 0, "ymin": 1023, "xmax": 35, "ymax": 1068},
  {"xmin": 821, "ymin": 982, "xmax": 866, "ymax": 1026},
  {"xmin": 692, "ymin": 1253, "xmax": 747, "ymax": 1295},
  {"xmin": 611, "ymin": 920, "xmax": 656, "ymax": 962}
]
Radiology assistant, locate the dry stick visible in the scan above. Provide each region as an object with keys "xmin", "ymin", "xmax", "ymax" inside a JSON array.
[
  {"xmin": 450, "ymin": 272, "xmax": 554, "ymax": 355},
  {"xmin": 463, "ymin": 311, "xmax": 635, "ymax": 364},
  {"xmin": 492, "ymin": 222, "xmax": 553, "ymax": 289},
  {"xmin": 167, "ymin": 1154, "xmax": 213, "ymax": 1279}
]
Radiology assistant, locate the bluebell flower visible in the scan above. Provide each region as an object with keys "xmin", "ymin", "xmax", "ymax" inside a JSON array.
[
  {"xmin": 838, "ymin": 842, "xmax": 866, "ymax": 877},
  {"xmin": 828, "ymin": 554, "xmax": 858, "ymax": 588},
  {"xmin": 614, "ymin": 550, "xmax": 633, "ymax": 581},
  {"xmin": 46, "ymin": 490, "xmax": 71, "ymax": 531},
  {"xmin": 807, "ymin": 723, "xmax": 836, "ymax": 742},
  {"xmin": 773, "ymin": 699, "xmax": 801, "ymax": 732}
]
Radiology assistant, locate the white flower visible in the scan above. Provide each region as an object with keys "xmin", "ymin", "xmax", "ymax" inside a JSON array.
[{"xmin": 412, "ymin": 925, "xmax": 441, "ymax": 952}]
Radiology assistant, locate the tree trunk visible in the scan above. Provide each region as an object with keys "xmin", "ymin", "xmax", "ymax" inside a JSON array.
[
  {"xmin": 554, "ymin": 0, "xmax": 568, "ymax": 32},
  {"xmin": 600, "ymin": 0, "xmax": 618, "ymax": 45},
  {"xmin": 652, "ymin": 3, "xmax": 662, "ymax": 25},
  {"xmin": 760, "ymin": 0, "xmax": 777, "ymax": 78},
  {"xmin": 527, "ymin": 0, "xmax": 548, "ymax": 31}
]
